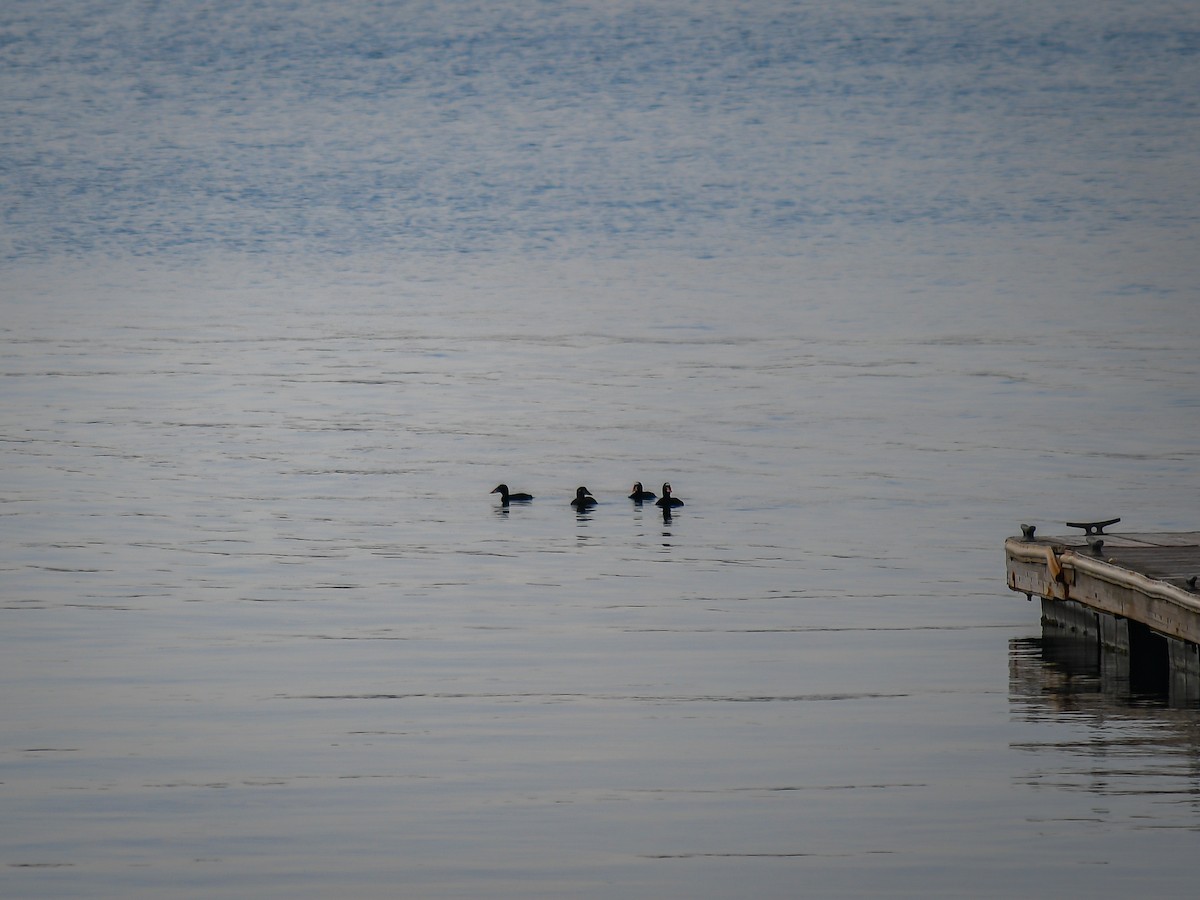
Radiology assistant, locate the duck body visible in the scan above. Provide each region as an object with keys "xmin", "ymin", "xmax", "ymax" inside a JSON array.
[
  {"xmin": 628, "ymin": 482, "xmax": 656, "ymax": 502},
  {"xmin": 491, "ymin": 484, "xmax": 533, "ymax": 503},
  {"xmin": 655, "ymin": 482, "xmax": 684, "ymax": 508},
  {"xmin": 571, "ymin": 486, "xmax": 598, "ymax": 509}
]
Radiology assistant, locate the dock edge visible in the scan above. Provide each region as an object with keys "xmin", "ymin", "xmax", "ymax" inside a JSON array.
[{"xmin": 1005, "ymin": 537, "xmax": 1200, "ymax": 647}]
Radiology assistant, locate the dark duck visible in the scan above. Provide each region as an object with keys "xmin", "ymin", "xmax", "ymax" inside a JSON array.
[
  {"xmin": 491, "ymin": 484, "xmax": 533, "ymax": 503},
  {"xmin": 655, "ymin": 482, "xmax": 684, "ymax": 508},
  {"xmin": 571, "ymin": 486, "xmax": 597, "ymax": 509},
  {"xmin": 628, "ymin": 482, "xmax": 656, "ymax": 502}
]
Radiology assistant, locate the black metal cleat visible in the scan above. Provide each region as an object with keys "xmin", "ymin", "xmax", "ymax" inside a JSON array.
[
  {"xmin": 1020, "ymin": 523, "xmax": 1037, "ymax": 540},
  {"xmin": 1065, "ymin": 517, "xmax": 1121, "ymax": 536}
]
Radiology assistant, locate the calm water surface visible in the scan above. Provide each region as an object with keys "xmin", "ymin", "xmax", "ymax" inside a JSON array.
[{"xmin": 3, "ymin": 1, "xmax": 1199, "ymax": 897}]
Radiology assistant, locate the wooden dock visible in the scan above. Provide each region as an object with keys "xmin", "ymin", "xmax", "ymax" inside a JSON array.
[{"xmin": 1005, "ymin": 523, "xmax": 1200, "ymax": 685}]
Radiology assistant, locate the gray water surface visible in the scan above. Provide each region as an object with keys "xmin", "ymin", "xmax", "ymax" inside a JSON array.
[{"xmin": 3, "ymin": 1, "xmax": 1199, "ymax": 897}]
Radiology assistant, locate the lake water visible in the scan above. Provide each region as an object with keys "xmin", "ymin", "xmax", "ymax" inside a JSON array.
[{"xmin": 3, "ymin": 1, "xmax": 1199, "ymax": 897}]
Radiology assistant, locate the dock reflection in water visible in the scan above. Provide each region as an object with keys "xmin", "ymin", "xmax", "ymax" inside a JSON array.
[
  {"xmin": 1009, "ymin": 633, "xmax": 1200, "ymax": 827},
  {"xmin": 1011, "ymin": 625, "xmax": 1200, "ymax": 711}
]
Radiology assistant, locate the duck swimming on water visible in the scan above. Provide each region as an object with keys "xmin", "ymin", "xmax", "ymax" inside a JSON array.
[
  {"xmin": 491, "ymin": 484, "xmax": 533, "ymax": 503},
  {"xmin": 628, "ymin": 482, "xmax": 656, "ymax": 502},
  {"xmin": 571, "ymin": 486, "xmax": 597, "ymax": 509},
  {"xmin": 655, "ymin": 482, "xmax": 684, "ymax": 508}
]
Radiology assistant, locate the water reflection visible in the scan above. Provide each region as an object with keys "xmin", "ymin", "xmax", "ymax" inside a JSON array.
[
  {"xmin": 1009, "ymin": 634, "xmax": 1200, "ymax": 819},
  {"xmin": 1010, "ymin": 631, "xmax": 1200, "ymax": 711}
]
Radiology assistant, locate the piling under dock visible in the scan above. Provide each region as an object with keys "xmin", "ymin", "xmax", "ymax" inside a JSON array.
[{"xmin": 1006, "ymin": 528, "xmax": 1200, "ymax": 686}]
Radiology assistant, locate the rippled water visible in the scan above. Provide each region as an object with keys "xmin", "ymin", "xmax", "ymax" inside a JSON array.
[{"xmin": 3, "ymin": 1, "xmax": 1199, "ymax": 897}]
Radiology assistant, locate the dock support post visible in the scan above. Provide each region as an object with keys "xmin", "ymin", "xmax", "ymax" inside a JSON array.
[
  {"xmin": 1040, "ymin": 597, "xmax": 1099, "ymax": 639},
  {"xmin": 1099, "ymin": 613, "xmax": 1129, "ymax": 654}
]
